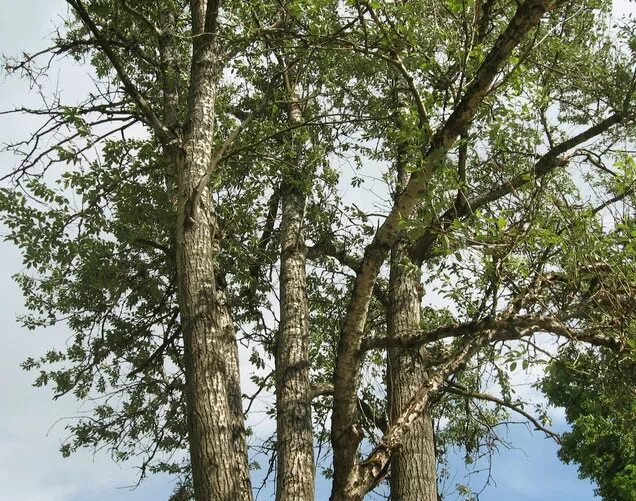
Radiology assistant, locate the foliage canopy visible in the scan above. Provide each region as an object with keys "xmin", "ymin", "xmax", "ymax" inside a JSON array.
[{"xmin": 2, "ymin": 0, "xmax": 636, "ymax": 499}]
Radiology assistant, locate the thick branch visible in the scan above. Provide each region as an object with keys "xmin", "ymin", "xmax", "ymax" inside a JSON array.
[
  {"xmin": 410, "ymin": 112, "xmax": 624, "ymax": 264},
  {"xmin": 471, "ymin": 113, "xmax": 624, "ymax": 209},
  {"xmin": 345, "ymin": 335, "xmax": 488, "ymax": 498},
  {"xmin": 362, "ymin": 314, "xmax": 625, "ymax": 353},
  {"xmin": 331, "ymin": 3, "xmax": 559, "ymax": 495}
]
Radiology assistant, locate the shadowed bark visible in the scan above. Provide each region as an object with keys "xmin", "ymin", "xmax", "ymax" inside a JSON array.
[
  {"xmin": 387, "ymin": 246, "xmax": 438, "ymax": 501},
  {"xmin": 386, "ymin": 82, "xmax": 438, "ymax": 501}
]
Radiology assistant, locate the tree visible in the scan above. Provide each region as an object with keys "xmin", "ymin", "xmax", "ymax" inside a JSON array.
[
  {"xmin": 2, "ymin": 1, "xmax": 636, "ymax": 500},
  {"xmin": 542, "ymin": 346, "xmax": 636, "ymax": 501}
]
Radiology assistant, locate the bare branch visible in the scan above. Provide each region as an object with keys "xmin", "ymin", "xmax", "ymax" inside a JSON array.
[
  {"xmin": 443, "ymin": 381, "xmax": 561, "ymax": 444},
  {"xmin": 65, "ymin": 0, "xmax": 173, "ymax": 142}
]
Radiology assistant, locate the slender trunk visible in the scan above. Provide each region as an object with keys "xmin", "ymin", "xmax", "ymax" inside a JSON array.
[
  {"xmin": 218, "ymin": 284, "xmax": 254, "ymax": 499},
  {"xmin": 387, "ymin": 247, "xmax": 438, "ymax": 501},
  {"xmin": 275, "ymin": 87, "xmax": 315, "ymax": 500}
]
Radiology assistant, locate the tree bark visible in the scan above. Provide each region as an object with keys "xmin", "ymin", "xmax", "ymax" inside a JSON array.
[
  {"xmin": 386, "ymin": 83, "xmax": 437, "ymax": 501},
  {"xmin": 174, "ymin": 147, "xmax": 252, "ymax": 501},
  {"xmin": 174, "ymin": 147, "xmax": 252, "ymax": 500},
  {"xmin": 66, "ymin": 1, "xmax": 253, "ymax": 498},
  {"xmin": 173, "ymin": 3, "xmax": 252, "ymax": 499},
  {"xmin": 387, "ymin": 247, "xmax": 438, "ymax": 501},
  {"xmin": 275, "ymin": 83, "xmax": 315, "ymax": 500}
]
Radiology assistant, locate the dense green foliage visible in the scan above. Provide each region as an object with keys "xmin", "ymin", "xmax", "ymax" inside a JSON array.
[
  {"xmin": 2, "ymin": 0, "xmax": 636, "ymax": 499},
  {"xmin": 543, "ymin": 348, "xmax": 636, "ymax": 500}
]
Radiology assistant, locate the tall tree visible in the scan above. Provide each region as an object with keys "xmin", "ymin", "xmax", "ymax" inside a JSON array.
[
  {"xmin": 542, "ymin": 347, "xmax": 636, "ymax": 501},
  {"xmin": 2, "ymin": 1, "xmax": 636, "ymax": 501},
  {"xmin": 272, "ymin": 15, "xmax": 316, "ymax": 500}
]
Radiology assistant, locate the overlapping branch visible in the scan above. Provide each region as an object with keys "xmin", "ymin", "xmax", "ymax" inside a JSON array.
[
  {"xmin": 331, "ymin": 3, "xmax": 561, "ymax": 496},
  {"xmin": 410, "ymin": 112, "xmax": 626, "ymax": 264},
  {"xmin": 65, "ymin": 0, "xmax": 174, "ymax": 142},
  {"xmin": 361, "ymin": 314, "xmax": 625, "ymax": 353}
]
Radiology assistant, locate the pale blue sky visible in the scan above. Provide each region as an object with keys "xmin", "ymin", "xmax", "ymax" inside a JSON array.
[{"xmin": 3, "ymin": 1, "xmax": 629, "ymax": 499}]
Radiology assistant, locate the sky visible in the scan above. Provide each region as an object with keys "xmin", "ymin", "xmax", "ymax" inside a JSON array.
[{"xmin": 1, "ymin": 1, "xmax": 632, "ymax": 500}]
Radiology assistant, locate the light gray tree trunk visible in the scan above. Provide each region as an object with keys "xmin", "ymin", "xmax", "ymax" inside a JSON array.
[
  {"xmin": 330, "ymin": 5, "xmax": 557, "ymax": 497},
  {"xmin": 173, "ymin": 4, "xmax": 252, "ymax": 499},
  {"xmin": 275, "ymin": 81, "xmax": 315, "ymax": 500},
  {"xmin": 174, "ymin": 146, "xmax": 252, "ymax": 500},
  {"xmin": 67, "ymin": 1, "xmax": 254, "ymax": 498},
  {"xmin": 174, "ymin": 149, "xmax": 253, "ymax": 501}
]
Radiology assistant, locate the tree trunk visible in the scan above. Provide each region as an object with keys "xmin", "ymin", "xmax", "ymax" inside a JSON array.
[
  {"xmin": 218, "ymin": 284, "xmax": 254, "ymax": 499},
  {"xmin": 386, "ymin": 80, "xmax": 438, "ymax": 500},
  {"xmin": 275, "ymin": 88, "xmax": 315, "ymax": 500},
  {"xmin": 175, "ymin": 148, "xmax": 251, "ymax": 500},
  {"xmin": 174, "ymin": 146, "xmax": 253, "ymax": 500},
  {"xmin": 173, "ymin": 13, "xmax": 252, "ymax": 499},
  {"xmin": 387, "ymin": 247, "xmax": 438, "ymax": 501}
]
